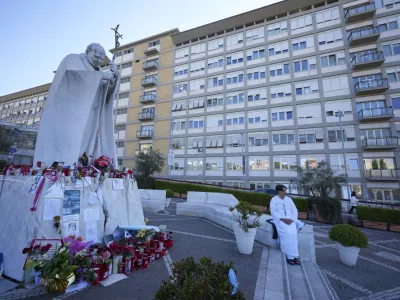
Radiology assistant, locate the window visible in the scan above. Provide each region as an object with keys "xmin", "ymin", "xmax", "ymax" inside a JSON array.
[
  {"xmin": 316, "ymin": 7, "xmax": 340, "ymax": 24},
  {"xmin": 191, "ymin": 43, "xmax": 206, "ymax": 55},
  {"xmin": 330, "ymin": 155, "xmax": 358, "ymax": 170},
  {"xmin": 172, "ymin": 120, "xmax": 186, "ymax": 131},
  {"xmin": 120, "ymin": 77, "xmax": 130, "ymax": 84},
  {"xmin": 190, "ymin": 61, "xmax": 205, "ymax": 74},
  {"xmin": 148, "ymin": 40, "xmax": 160, "ymax": 47},
  {"xmin": 207, "ymin": 95, "xmax": 224, "ymax": 107},
  {"xmin": 267, "ymin": 21, "xmax": 288, "ymax": 36},
  {"xmin": 189, "ymin": 79, "xmax": 205, "ymax": 92},
  {"xmin": 299, "ymin": 129, "xmax": 324, "ymax": 143},
  {"xmin": 173, "ymin": 83, "xmax": 188, "ymax": 94},
  {"xmin": 118, "ymin": 92, "xmax": 129, "ymax": 99},
  {"xmin": 300, "ymin": 155, "xmax": 325, "ymax": 168},
  {"xmin": 381, "ymin": 0, "xmax": 400, "ymax": 8},
  {"xmin": 247, "ymin": 67, "xmax": 266, "ymax": 81},
  {"xmin": 249, "ymin": 157, "xmax": 270, "ymax": 170},
  {"xmin": 188, "ymin": 98, "xmax": 205, "ymax": 109},
  {"xmin": 272, "ymin": 133, "xmax": 295, "ymax": 145},
  {"xmin": 386, "ymin": 67, "xmax": 400, "ymax": 83},
  {"xmin": 123, "ymin": 48, "xmax": 134, "ymax": 54},
  {"xmin": 188, "ymin": 119, "xmax": 204, "ymax": 129},
  {"xmin": 116, "ymin": 108, "xmax": 127, "ymax": 115},
  {"xmin": 226, "ymin": 158, "xmax": 243, "ymax": 171},
  {"xmin": 250, "ymin": 182, "xmax": 271, "ymax": 190},
  {"xmin": 328, "ymin": 128, "xmax": 356, "ymax": 142},
  {"xmin": 226, "ymin": 72, "xmax": 244, "ymax": 85},
  {"xmin": 207, "ymin": 76, "xmax": 224, "ymax": 87},
  {"xmin": 364, "ymin": 158, "xmax": 395, "ymax": 170},
  {"xmin": 274, "ymin": 156, "xmax": 296, "ymax": 170},
  {"xmin": 226, "ymin": 135, "xmax": 244, "ymax": 147},
  {"xmin": 382, "ymin": 41, "xmax": 400, "ymax": 56},
  {"xmin": 356, "ymin": 100, "xmax": 385, "ymax": 114},
  {"xmin": 226, "ymin": 92, "xmax": 244, "ymax": 105},
  {"xmin": 291, "ymin": 14, "xmax": 313, "ymax": 31},
  {"xmin": 208, "ymin": 38, "xmax": 224, "ymax": 51},
  {"xmin": 246, "ymin": 27, "xmax": 265, "ymax": 40},
  {"xmin": 359, "ymin": 128, "xmax": 390, "ymax": 140},
  {"xmin": 320, "ymin": 52, "xmax": 346, "ymax": 67},
  {"xmin": 292, "ymin": 35, "xmax": 314, "ymax": 51},
  {"xmin": 392, "ymin": 96, "xmax": 400, "ymax": 109},
  {"xmin": 323, "ymin": 75, "xmax": 349, "ymax": 92},
  {"xmin": 188, "ymin": 137, "xmax": 204, "ymax": 149},
  {"xmin": 248, "ymin": 89, "xmax": 267, "ymax": 102},
  {"xmin": 115, "ymin": 125, "xmax": 126, "ymax": 134},
  {"xmin": 172, "ymin": 101, "xmax": 186, "ymax": 111},
  {"xmin": 353, "ymin": 74, "xmax": 383, "ymax": 87},
  {"xmin": 248, "ymin": 111, "xmax": 267, "ymax": 124},
  {"xmin": 116, "ymin": 141, "xmax": 124, "ymax": 148},
  {"xmin": 295, "ymin": 80, "xmax": 319, "ymax": 95},
  {"xmin": 246, "ymin": 47, "xmax": 265, "ymax": 61},
  {"xmin": 174, "ymin": 65, "xmax": 188, "ymax": 76},
  {"xmin": 318, "ymin": 29, "xmax": 343, "ymax": 45},
  {"xmin": 270, "ymin": 84, "xmax": 292, "ymax": 98},
  {"xmin": 226, "ymin": 52, "xmax": 244, "ymax": 65},
  {"xmin": 115, "ymin": 51, "xmax": 122, "ymax": 57},
  {"xmin": 207, "ymin": 57, "xmax": 224, "ymax": 69},
  {"xmin": 271, "ymin": 110, "xmax": 292, "ymax": 121},
  {"xmin": 378, "ymin": 15, "xmax": 400, "ymax": 32},
  {"xmin": 268, "ymin": 41, "xmax": 289, "ymax": 56},
  {"xmin": 121, "ymin": 62, "xmax": 132, "ymax": 69},
  {"xmin": 172, "ymin": 160, "xmax": 184, "ymax": 170},
  {"xmin": 205, "ymin": 136, "xmax": 224, "ymax": 148},
  {"xmin": 269, "ymin": 63, "xmax": 290, "ymax": 77},
  {"xmin": 176, "ymin": 47, "xmax": 189, "ymax": 59},
  {"xmin": 227, "ymin": 32, "xmax": 244, "ymax": 47},
  {"xmin": 294, "ymin": 57, "xmax": 316, "ymax": 72},
  {"xmin": 249, "ymin": 133, "xmax": 268, "ymax": 147},
  {"xmin": 226, "ymin": 116, "xmax": 245, "ymax": 126},
  {"xmin": 187, "ymin": 160, "xmax": 203, "ymax": 171}
]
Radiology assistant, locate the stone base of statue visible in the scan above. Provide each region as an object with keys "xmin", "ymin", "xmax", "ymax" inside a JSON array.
[{"xmin": 0, "ymin": 176, "xmax": 145, "ymax": 281}]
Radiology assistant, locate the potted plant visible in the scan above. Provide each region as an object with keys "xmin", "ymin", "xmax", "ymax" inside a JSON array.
[
  {"xmin": 229, "ymin": 201, "xmax": 261, "ymax": 255},
  {"xmin": 292, "ymin": 198, "xmax": 309, "ymax": 220},
  {"xmin": 357, "ymin": 206, "xmax": 389, "ymax": 230},
  {"xmin": 312, "ymin": 197, "xmax": 342, "ymax": 224},
  {"xmin": 329, "ymin": 224, "xmax": 368, "ymax": 267}
]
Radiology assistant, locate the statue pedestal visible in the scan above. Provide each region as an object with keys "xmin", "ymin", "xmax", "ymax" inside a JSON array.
[{"xmin": 0, "ymin": 176, "xmax": 145, "ymax": 281}]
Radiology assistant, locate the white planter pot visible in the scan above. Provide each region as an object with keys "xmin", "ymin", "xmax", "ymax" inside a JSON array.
[
  {"xmin": 232, "ymin": 223, "xmax": 257, "ymax": 254},
  {"xmin": 337, "ymin": 243, "xmax": 360, "ymax": 267}
]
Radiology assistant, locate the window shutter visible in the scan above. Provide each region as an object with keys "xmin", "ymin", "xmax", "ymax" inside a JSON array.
[
  {"xmin": 315, "ymin": 130, "xmax": 324, "ymax": 140},
  {"xmin": 316, "ymin": 12, "xmax": 324, "ymax": 24},
  {"xmin": 291, "ymin": 19, "xmax": 298, "ymax": 30},
  {"xmin": 217, "ymin": 138, "xmax": 223, "ymax": 147},
  {"xmin": 339, "ymin": 76, "xmax": 349, "ymax": 89},
  {"xmin": 332, "ymin": 8, "xmax": 340, "ymax": 20},
  {"xmin": 346, "ymin": 127, "xmax": 356, "ymax": 139},
  {"xmin": 318, "ymin": 33, "xmax": 325, "ymax": 44},
  {"xmin": 323, "ymin": 10, "xmax": 332, "ymax": 22},
  {"xmin": 198, "ymin": 139, "xmax": 204, "ymax": 148},
  {"xmin": 281, "ymin": 22, "xmax": 287, "ymax": 30},
  {"xmin": 305, "ymin": 15, "xmax": 313, "ymax": 26}
]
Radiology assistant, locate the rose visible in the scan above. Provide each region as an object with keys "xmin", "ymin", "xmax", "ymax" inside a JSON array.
[{"xmin": 22, "ymin": 247, "xmax": 31, "ymax": 254}]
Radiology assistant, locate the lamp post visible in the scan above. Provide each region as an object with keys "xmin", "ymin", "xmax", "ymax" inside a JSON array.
[
  {"xmin": 335, "ymin": 110, "xmax": 351, "ymax": 202},
  {"xmin": 241, "ymin": 132, "xmax": 245, "ymax": 187}
]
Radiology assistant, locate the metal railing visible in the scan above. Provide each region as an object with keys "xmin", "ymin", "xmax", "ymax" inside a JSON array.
[
  {"xmin": 365, "ymin": 169, "xmax": 397, "ymax": 178},
  {"xmin": 138, "ymin": 112, "xmax": 155, "ymax": 120},
  {"xmin": 141, "ymin": 76, "xmax": 157, "ymax": 85},
  {"xmin": 357, "ymin": 106, "xmax": 394, "ymax": 120},
  {"xmin": 348, "ymin": 26, "xmax": 379, "ymax": 43},
  {"xmin": 351, "ymin": 51, "xmax": 384, "ymax": 68},
  {"xmin": 140, "ymin": 93, "xmax": 156, "ymax": 102},
  {"xmin": 143, "ymin": 60, "xmax": 158, "ymax": 69},
  {"xmin": 345, "ymin": 2, "xmax": 376, "ymax": 20},
  {"xmin": 136, "ymin": 130, "xmax": 154, "ymax": 138},
  {"xmin": 354, "ymin": 79, "xmax": 389, "ymax": 94},
  {"xmin": 362, "ymin": 137, "xmax": 399, "ymax": 148}
]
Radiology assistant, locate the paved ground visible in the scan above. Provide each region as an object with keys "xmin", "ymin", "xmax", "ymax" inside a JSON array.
[{"xmin": 1, "ymin": 199, "xmax": 399, "ymax": 300}]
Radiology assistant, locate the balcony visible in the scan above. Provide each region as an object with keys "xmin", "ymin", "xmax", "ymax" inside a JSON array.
[
  {"xmin": 137, "ymin": 130, "xmax": 154, "ymax": 139},
  {"xmin": 345, "ymin": 3, "xmax": 376, "ymax": 23},
  {"xmin": 351, "ymin": 52, "xmax": 385, "ymax": 70},
  {"xmin": 141, "ymin": 76, "xmax": 157, "ymax": 88},
  {"xmin": 348, "ymin": 27, "xmax": 380, "ymax": 47},
  {"xmin": 140, "ymin": 93, "xmax": 156, "ymax": 104},
  {"xmin": 142, "ymin": 60, "xmax": 158, "ymax": 71},
  {"xmin": 135, "ymin": 149, "xmax": 152, "ymax": 155},
  {"xmin": 362, "ymin": 137, "xmax": 399, "ymax": 150},
  {"xmin": 365, "ymin": 169, "xmax": 399, "ymax": 181},
  {"xmin": 357, "ymin": 107, "xmax": 394, "ymax": 122},
  {"xmin": 138, "ymin": 111, "xmax": 155, "ymax": 121},
  {"xmin": 354, "ymin": 79, "xmax": 389, "ymax": 96},
  {"xmin": 144, "ymin": 47, "xmax": 159, "ymax": 56}
]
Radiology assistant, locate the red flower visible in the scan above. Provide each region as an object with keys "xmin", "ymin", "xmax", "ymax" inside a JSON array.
[
  {"xmin": 33, "ymin": 245, "xmax": 40, "ymax": 250},
  {"xmin": 22, "ymin": 248, "xmax": 31, "ymax": 254}
]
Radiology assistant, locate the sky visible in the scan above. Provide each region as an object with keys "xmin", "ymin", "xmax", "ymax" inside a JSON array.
[{"xmin": 0, "ymin": 0, "xmax": 280, "ymax": 96}]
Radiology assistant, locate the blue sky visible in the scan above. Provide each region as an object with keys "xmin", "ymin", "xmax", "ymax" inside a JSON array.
[{"xmin": 0, "ymin": 0, "xmax": 279, "ymax": 95}]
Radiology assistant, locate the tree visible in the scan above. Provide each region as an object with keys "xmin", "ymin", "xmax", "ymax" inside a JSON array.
[
  {"xmin": 292, "ymin": 160, "xmax": 347, "ymax": 198},
  {"xmin": 135, "ymin": 149, "xmax": 165, "ymax": 188},
  {"xmin": 372, "ymin": 159, "xmax": 379, "ymax": 170},
  {"xmin": 379, "ymin": 158, "xmax": 387, "ymax": 170},
  {"xmin": 0, "ymin": 126, "xmax": 13, "ymax": 154}
]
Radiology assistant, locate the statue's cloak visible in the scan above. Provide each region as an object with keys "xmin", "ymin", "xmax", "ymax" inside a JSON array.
[{"xmin": 34, "ymin": 53, "xmax": 119, "ymax": 167}]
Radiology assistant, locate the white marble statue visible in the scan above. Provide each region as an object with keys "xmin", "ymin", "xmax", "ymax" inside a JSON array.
[{"xmin": 34, "ymin": 43, "xmax": 120, "ymax": 167}]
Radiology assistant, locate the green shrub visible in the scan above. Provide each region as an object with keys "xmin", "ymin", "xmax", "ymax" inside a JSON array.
[
  {"xmin": 155, "ymin": 180, "xmax": 272, "ymax": 207},
  {"xmin": 292, "ymin": 198, "xmax": 309, "ymax": 212},
  {"xmin": 135, "ymin": 176, "xmax": 155, "ymax": 189},
  {"xmin": 329, "ymin": 224, "xmax": 368, "ymax": 248},
  {"xmin": 166, "ymin": 189, "xmax": 174, "ymax": 198},
  {"xmin": 154, "ymin": 257, "xmax": 245, "ymax": 300},
  {"xmin": 313, "ymin": 197, "xmax": 342, "ymax": 224},
  {"xmin": 356, "ymin": 206, "xmax": 391, "ymax": 223},
  {"xmin": 388, "ymin": 209, "xmax": 400, "ymax": 225}
]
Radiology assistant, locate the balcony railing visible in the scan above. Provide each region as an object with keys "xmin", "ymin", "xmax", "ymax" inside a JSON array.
[
  {"xmin": 345, "ymin": 3, "xmax": 376, "ymax": 23},
  {"xmin": 351, "ymin": 51, "xmax": 385, "ymax": 70},
  {"xmin": 362, "ymin": 137, "xmax": 399, "ymax": 149},
  {"xmin": 365, "ymin": 169, "xmax": 398, "ymax": 179},
  {"xmin": 142, "ymin": 60, "xmax": 158, "ymax": 71},
  {"xmin": 354, "ymin": 79, "xmax": 389, "ymax": 95},
  {"xmin": 136, "ymin": 130, "xmax": 154, "ymax": 138},
  {"xmin": 138, "ymin": 111, "xmax": 155, "ymax": 120},
  {"xmin": 141, "ymin": 76, "xmax": 157, "ymax": 87},
  {"xmin": 140, "ymin": 93, "xmax": 156, "ymax": 103},
  {"xmin": 357, "ymin": 107, "xmax": 394, "ymax": 121},
  {"xmin": 144, "ymin": 47, "xmax": 159, "ymax": 56},
  {"xmin": 348, "ymin": 26, "xmax": 380, "ymax": 46}
]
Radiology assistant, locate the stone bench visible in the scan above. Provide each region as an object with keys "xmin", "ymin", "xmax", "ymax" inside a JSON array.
[
  {"xmin": 176, "ymin": 191, "xmax": 316, "ymax": 263},
  {"xmin": 139, "ymin": 189, "xmax": 167, "ymax": 212}
]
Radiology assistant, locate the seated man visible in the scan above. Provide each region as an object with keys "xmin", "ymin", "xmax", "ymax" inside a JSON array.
[{"xmin": 270, "ymin": 185, "xmax": 301, "ymax": 265}]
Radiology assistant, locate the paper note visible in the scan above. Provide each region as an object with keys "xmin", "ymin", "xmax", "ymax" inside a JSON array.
[
  {"xmin": 85, "ymin": 220, "xmax": 97, "ymax": 242},
  {"xmin": 84, "ymin": 208, "xmax": 100, "ymax": 222},
  {"xmin": 112, "ymin": 179, "xmax": 124, "ymax": 190},
  {"xmin": 64, "ymin": 221, "xmax": 79, "ymax": 237},
  {"xmin": 74, "ymin": 180, "xmax": 84, "ymax": 188},
  {"xmin": 63, "ymin": 215, "xmax": 79, "ymax": 222},
  {"xmin": 88, "ymin": 191, "xmax": 98, "ymax": 205},
  {"xmin": 43, "ymin": 199, "xmax": 61, "ymax": 221},
  {"xmin": 63, "ymin": 190, "xmax": 80, "ymax": 216}
]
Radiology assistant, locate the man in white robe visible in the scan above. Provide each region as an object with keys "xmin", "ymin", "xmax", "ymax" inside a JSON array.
[
  {"xmin": 270, "ymin": 184, "xmax": 301, "ymax": 265},
  {"xmin": 34, "ymin": 43, "xmax": 119, "ymax": 167}
]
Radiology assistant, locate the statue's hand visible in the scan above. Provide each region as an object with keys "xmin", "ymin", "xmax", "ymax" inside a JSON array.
[{"xmin": 109, "ymin": 61, "xmax": 119, "ymax": 78}]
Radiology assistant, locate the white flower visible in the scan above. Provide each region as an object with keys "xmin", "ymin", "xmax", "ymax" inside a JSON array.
[{"xmin": 55, "ymin": 274, "xmax": 60, "ymax": 279}]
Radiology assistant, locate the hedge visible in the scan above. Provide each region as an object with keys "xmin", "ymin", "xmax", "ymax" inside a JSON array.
[
  {"xmin": 356, "ymin": 206, "xmax": 392, "ymax": 223},
  {"xmin": 292, "ymin": 198, "xmax": 309, "ymax": 213},
  {"xmin": 389, "ymin": 209, "xmax": 400, "ymax": 225},
  {"xmin": 329, "ymin": 224, "xmax": 368, "ymax": 248},
  {"xmin": 166, "ymin": 189, "xmax": 174, "ymax": 198}
]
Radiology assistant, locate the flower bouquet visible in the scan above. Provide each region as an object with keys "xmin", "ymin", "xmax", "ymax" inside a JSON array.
[
  {"xmin": 22, "ymin": 243, "xmax": 52, "ymax": 284},
  {"xmin": 93, "ymin": 156, "xmax": 112, "ymax": 173}
]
